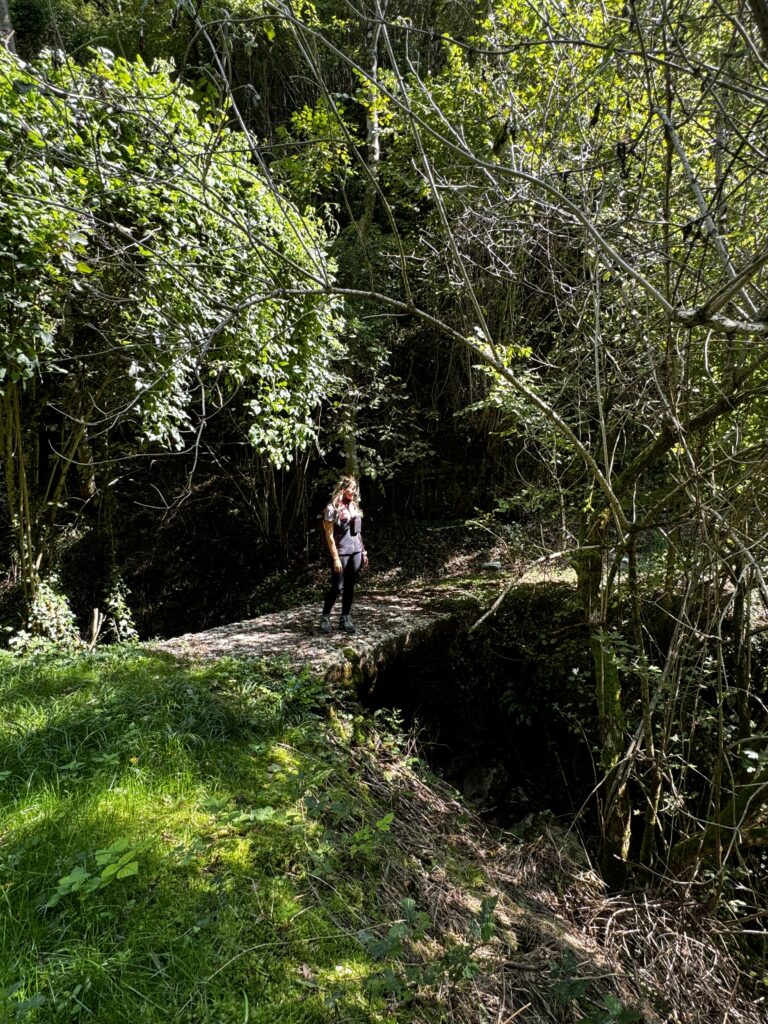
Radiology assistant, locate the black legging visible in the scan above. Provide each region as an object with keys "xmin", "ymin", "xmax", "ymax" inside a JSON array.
[{"xmin": 322, "ymin": 551, "xmax": 363, "ymax": 616}]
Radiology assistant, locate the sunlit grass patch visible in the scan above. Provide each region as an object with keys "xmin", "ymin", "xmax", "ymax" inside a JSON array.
[
  {"xmin": 0, "ymin": 648, "xmax": 405, "ymax": 1023},
  {"xmin": 0, "ymin": 642, "xmax": 705, "ymax": 1024}
]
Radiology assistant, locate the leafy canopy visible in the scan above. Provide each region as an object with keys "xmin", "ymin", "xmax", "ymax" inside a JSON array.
[{"xmin": 0, "ymin": 47, "xmax": 342, "ymax": 463}]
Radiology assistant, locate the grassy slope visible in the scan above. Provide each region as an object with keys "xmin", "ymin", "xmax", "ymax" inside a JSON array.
[
  {"xmin": 0, "ymin": 648, "xmax": 761, "ymax": 1024},
  {"xmin": 1, "ymin": 650, "xmax": 403, "ymax": 1022}
]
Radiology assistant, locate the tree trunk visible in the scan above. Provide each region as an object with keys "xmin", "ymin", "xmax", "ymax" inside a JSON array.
[
  {"xmin": 0, "ymin": 0, "xmax": 16, "ymax": 53},
  {"xmin": 574, "ymin": 517, "xmax": 631, "ymax": 877},
  {"xmin": 359, "ymin": 4, "xmax": 385, "ymax": 239},
  {"xmin": 1, "ymin": 384, "xmax": 38, "ymax": 605},
  {"xmin": 747, "ymin": 0, "xmax": 768, "ymax": 53}
]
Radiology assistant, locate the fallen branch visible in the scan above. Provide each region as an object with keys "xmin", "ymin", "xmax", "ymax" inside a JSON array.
[{"xmin": 469, "ymin": 548, "xmax": 577, "ymax": 633}]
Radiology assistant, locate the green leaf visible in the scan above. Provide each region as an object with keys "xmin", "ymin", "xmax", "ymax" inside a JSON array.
[
  {"xmin": 95, "ymin": 838, "xmax": 131, "ymax": 865},
  {"xmin": 16, "ymin": 993, "xmax": 47, "ymax": 1012},
  {"xmin": 58, "ymin": 866, "xmax": 90, "ymax": 889},
  {"xmin": 116, "ymin": 861, "xmax": 139, "ymax": 879},
  {"xmin": 202, "ymin": 796, "xmax": 229, "ymax": 813},
  {"xmin": 100, "ymin": 862, "xmax": 121, "ymax": 881}
]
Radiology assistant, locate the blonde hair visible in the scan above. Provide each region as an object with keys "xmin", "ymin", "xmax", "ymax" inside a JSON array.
[{"xmin": 331, "ymin": 475, "xmax": 362, "ymax": 513}]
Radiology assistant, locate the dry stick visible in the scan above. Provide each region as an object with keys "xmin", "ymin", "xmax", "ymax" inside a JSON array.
[
  {"xmin": 87, "ymin": 608, "xmax": 104, "ymax": 651},
  {"xmin": 469, "ymin": 548, "xmax": 585, "ymax": 634},
  {"xmin": 705, "ymin": 505, "xmax": 768, "ymax": 610},
  {"xmin": 501, "ymin": 1003, "xmax": 532, "ymax": 1022},
  {"xmin": 592, "ymin": 268, "xmax": 613, "ymax": 480}
]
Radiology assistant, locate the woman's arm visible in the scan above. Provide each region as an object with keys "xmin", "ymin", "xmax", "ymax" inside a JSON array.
[{"xmin": 323, "ymin": 519, "xmax": 342, "ymax": 573}]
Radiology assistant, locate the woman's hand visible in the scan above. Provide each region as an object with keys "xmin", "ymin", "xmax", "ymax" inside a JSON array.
[
  {"xmin": 333, "ymin": 556, "xmax": 342, "ymax": 573},
  {"xmin": 362, "ymin": 551, "xmax": 369, "ymax": 569}
]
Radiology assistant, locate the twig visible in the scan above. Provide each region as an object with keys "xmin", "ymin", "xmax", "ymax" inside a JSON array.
[
  {"xmin": 87, "ymin": 607, "xmax": 104, "ymax": 651},
  {"xmin": 502, "ymin": 1005, "xmax": 532, "ymax": 1023},
  {"xmin": 469, "ymin": 548, "xmax": 578, "ymax": 632}
]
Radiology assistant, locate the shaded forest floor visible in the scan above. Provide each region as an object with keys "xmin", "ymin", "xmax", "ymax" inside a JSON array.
[
  {"xmin": 0, "ymin": 647, "xmax": 762, "ymax": 1024},
  {"xmin": 0, "ymin": 515, "xmax": 519, "ymax": 650},
  {"xmin": 135, "ymin": 516, "xmax": 525, "ymax": 641}
]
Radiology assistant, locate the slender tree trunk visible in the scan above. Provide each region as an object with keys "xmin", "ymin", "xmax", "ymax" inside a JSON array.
[
  {"xmin": 747, "ymin": 0, "xmax": 768, "ymax": 53},
  {"xmin": 732, "ymin": 559, "xmax": 753, "ymax": 741},
  {"xmin": 343, "ymin": 432, "xmax": 359, "ymax": 479},
  {"xmin": 640, "ymin": 41, "xmax": 676, "ymax": 860},
  {"xmin": 1, "ymin": 384, "xmax": 37, "ymax": 604},
  {"xmin": 575, "ymin": 513, "xmax": 631, "ymax": 877},
  {"xmin": 341, "ymin": 0, "xmax": 387, "ymax": 481},
  {"xmin": 661, "ymin": 30, "xmax": 678, "ymax": 614},
  {"xmin": 0, "ymin": 0, "xmax": 16, "ymax": 53},
  {"xmin": 359, "ymin": 3, "xmax": 385, "ymax": 239}
]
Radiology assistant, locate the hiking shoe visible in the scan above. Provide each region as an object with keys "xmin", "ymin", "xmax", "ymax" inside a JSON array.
[
  {"xmin": 339, "ymin": 614, "xmax": 355, "ymax": 634},
  {"xmin": 320, "ymin": 614, "xmax": 332, "ymax": 634}
]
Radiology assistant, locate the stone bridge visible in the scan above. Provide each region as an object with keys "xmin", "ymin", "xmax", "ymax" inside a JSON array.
[{"xmin": 152, "ymin": 583, "xmax": 487, "ymax": 689}]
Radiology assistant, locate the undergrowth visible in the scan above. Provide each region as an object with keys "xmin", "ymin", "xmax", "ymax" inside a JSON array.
[
  {"xmin": 0, "ymin": 647, "xmax": 762, "ymax": 1024},
  {"xmin": 0, "ymin": 648, "xmax": 423, "ymax": 1022},
  {"xmin": 0, "ymin": 647, "xmax": 529, "ymax": 1024}
]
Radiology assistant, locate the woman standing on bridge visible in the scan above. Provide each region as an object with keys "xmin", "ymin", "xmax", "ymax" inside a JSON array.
[{"xmin": 319, "ymin": 475, "xmax": 368, "ymax": 634}]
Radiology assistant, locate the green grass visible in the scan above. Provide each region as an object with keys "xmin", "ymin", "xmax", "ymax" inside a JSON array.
[{"xmin": 0, "ymin": 648, "xmax": 409, "ymax": 1023}]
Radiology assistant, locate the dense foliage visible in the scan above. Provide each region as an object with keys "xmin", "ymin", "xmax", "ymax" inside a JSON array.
[
  {"xmin": 2, "ymin": 0, "xmax": 768, "ymax": 961},
  {"xmin": 0, "ymin": 45, "xmax": 341, "ymax": 603},
  {"xmin": 2, "ymin": 647, "xmax": 761, "ymax": 1024}
]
